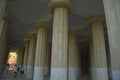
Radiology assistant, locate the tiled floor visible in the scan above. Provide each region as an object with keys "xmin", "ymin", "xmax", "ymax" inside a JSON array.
[{"xmin": 0, "ymin": 71, "xmax": 91, "ymax": 80}]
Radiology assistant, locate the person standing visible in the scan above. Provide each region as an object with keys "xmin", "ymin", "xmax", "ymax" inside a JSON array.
[{"xmin": 13, "ymin": 64, "xmax": 18, "ymax": 77}]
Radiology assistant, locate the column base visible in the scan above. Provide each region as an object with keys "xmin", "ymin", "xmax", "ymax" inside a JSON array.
[
  {"xmin": 91, "ymin": 67, "xmax": 108, "ymax": 80},
  {"xmin": 45, "ymin": 67, "xmax": 49, "ymax": 76},
  {"xmin": 50, "ymin": 68, "xmax": 67, "ymax": 80},
  {"xmin": 23, "ymin": 66, "xmax": 27, "ymax": 74},
  {"xmin": 112, "ymin": 70, "xmax": 120, "ymax": 80},
  {"xmin": 26, "ymin": 66, "xmax": 33, "ymax": 78},
  {"xmin": 33, "ymin": 67, "xmax": 44, "ymax": 80},
  {"xmin": 0, "ymin": 65, "xmax": 2, "ymax": 74},
  {"xmin": 68, "ymin": 67, "xmax": 77, "ymax": 80},
  {"xmin": 76, "ymin": 67, "xmax": 81, "ymax": 77}
]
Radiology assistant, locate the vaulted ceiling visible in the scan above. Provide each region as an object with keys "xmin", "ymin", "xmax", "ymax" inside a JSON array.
[{"xmin": 6, "ymin": 0, "xmax": 105, "ymax": 49}]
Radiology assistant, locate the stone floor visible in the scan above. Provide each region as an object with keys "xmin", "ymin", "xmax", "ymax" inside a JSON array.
[
  {"xmin": 0, "ymin": 75, "xmax": 29, "ymax": 80},
  {"xmin": 0, "ymin": 75, "xmax": 91, "ymax": 80},
  {"xmin": 0, "ymin": 71, "xmax": 91, "ymax": 80}
]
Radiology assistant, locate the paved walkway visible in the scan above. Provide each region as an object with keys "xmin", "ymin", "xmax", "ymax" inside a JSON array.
[
  {"xmin": 0, "ymin": 70, "xmax": 91, "ymax": 80},
  {"xmin": 0, "ymin": 70, "xmax": 30, "ymax": 80}
]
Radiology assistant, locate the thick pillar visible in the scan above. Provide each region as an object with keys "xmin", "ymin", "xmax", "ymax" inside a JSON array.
[
  {"xmin": 89, "ymin": 38, "xmax": 94, "ymax": 80},
  {"xmin": 48, "ymin": 0, "xmax": 73, "ymax": 80},
  {"xmin": 0, "ymin": 0, "xmax": 7, "ymax": 21},
  {"xmin": 0, "ymin": 19, "xmax": 5, "ymax": 37},
  {"xmin": 26, "ymin": 33, "xmax": 36, "ymax": 79},
  {"xmin": 23, "ymin": 39, "xmax": 30, "ymax": 74},
  {"xmin": 68, "ymin": 33, "xmax": 79, "ymax": 80},
  {"xmin": 17, "ymin": 48, "xmax": 24, "ymax": 66},
  {"xmin": 44, "ymin": 43, "xmax": 51, "ymax": 77},
  {"xmin": 91, "ymin": 17, "xmax": 108, "ymax": 80},
  {"xmin": 0, "ymin": 14, "xmax": 8, "ymax": 74},
  {"xmin": 76, "ymin": 42, "xmax": 81, "ymax": 78},
  {"xmin": 33, "ymin": 21, "xmax": 47, "ymax": 80},
  {"xmin": 103, "ymin": 0, "xmax": 120, "ymax": 80}
]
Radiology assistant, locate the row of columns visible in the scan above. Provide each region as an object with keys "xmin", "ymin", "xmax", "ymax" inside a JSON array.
[
  {"xmin": 21, "ymin": 18, "xmax": 108, "ymax": 80},
  {"xmin": 22, "ymin": 28, "xmax": 81, "ymax": 80},
  {"xmin": 0, "ymin": 0, "xmax": 119, "ymax": 80},
  {"xmin": 20, "ymin": 0, "xmax": 109, "ymax": 80}
]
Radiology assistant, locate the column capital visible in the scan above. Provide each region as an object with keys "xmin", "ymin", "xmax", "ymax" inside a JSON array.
[
  {"xmin": 48, "ymin": 0, "xmax": 73, "ymax": 13},
  {"xmin": 68, "ymin": 29, "xmax": 79, "ymax": 35},
  {"xmin": 24, "ymin": 39, "xmax": 30, "ymax": 44},
  {"xmin": 3, "ymin": 13, "xmax": 8, "ymax": 19},
  {"xmin": 33, "ymin": 20, "xmax": 50, "ymax": 30},
  {"xmin": 28, "ymin": 32, "xmax": 37, "ymax": 39},
  {"xmin": 2, "ymin": 13, "xmax": 16, "ymax": 24},
  {"xmin": 87, "ymin": 15, "xmax": 105, "ymax": 25}
]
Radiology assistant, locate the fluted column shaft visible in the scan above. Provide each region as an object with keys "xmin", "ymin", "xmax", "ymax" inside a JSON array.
[
  {"xmin": 0, "ymin": 0, "xmax": 7, "ymax": 21},
  {"xmin": 23, "ymin": 40, "xmax": 30, "ymax": 74},
  {"xmin": 0, "ymin": 17, "xmax": 7, "ymax": 74},
  {"xmin": 33, "ymin": 26, "xmax": 47, "ymax": 80},
  {"xmin": 0, "ymin": 19, "xmax": 5, "ymax": 37},
  {"xmin": 103, "ymin": 0, "xmax": 120, "ymax": 80},
  {"xmin": 48, "ymin": 1, "xmax": 73, "ymax": 79},
  {"xmin": 91, "ymin": 21, "xmax": 108, "ymax": 80},
  {"xmin": 76, "ymin": 44, "xmax": 81, "ymax": 78},
  {"xmin": 17, "ymin": 49, "xmax": 24, "ymax": 66},
  {"xmin": 44, "ymin": 44, "xmax": 51, "ymax": 77},
  {"xmin": 68, "ymin": 34, "xmax": 80, "ymax": 80},
  {"xmin": 26, "ymin": 33, "xmax": 36, "ymax": 79},
  {"xmin": 50, "ymin": 7, "xmax": 68, "ymax": 80}
]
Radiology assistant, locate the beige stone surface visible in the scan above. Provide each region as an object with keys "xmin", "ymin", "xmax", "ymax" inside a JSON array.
[
  {"xmin": 0, "ymin": 19, "xmax": 7, "ymax": 65},
  {"xmin": 44, "ymin": 44, "xmax": 51, "ymax": 76},
  {"xmin": 103, "ymin": 0, "xmax": 120, "ymax": 79},
  {"xmin": 34, "ymin": 25, "xmax": 47, "ymax": 67},
  {"xmin": 103, "ymin": 0, "xmax": 120, "ymax": 70},
  {"xmin": 17, "ymin": 49, "xmax": 24, "ymax": 66},
  {"xmin": 0, "ymin": 0, "xmax": 7, "ymax": 21},
  {"xmin": 51, "ymin": 7, "xmax": 68, "ymax": 68},
  {"xmin": 91, "ymin": 21, "xmax": 107, "ymax": 68},
  {"xmin": 23, "ymin": 40, "xmax": 30, "ymax": 72},
  {"xmin": 26, "ymin": 33, "xmax": 36, "ymax": 78},
  {"xmin": 68, "ymin": 34, "xmax": 77, "ymax": 67},
  {"xmin": 27, "ymin": 33, "xmax": 36, "ymax": 67}
]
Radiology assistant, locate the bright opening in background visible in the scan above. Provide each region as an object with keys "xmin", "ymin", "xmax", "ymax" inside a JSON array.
[{"xmin": 7, "ymin": 52, "xmax": 17, "ymax": 65}]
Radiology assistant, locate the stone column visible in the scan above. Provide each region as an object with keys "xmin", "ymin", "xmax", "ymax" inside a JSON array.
[
  {"xmin": 48, "ymin": 0, "xmax": 73, "ymax": 80},
  {"xmin": 68, "ymin": 33, "xmax": 80, "ymax": 80},
  {"xmin": 26, "ymin": 33, "xmax": 36, "ymax": 79},
  {"xmin": 0, "ymin": 14, "xmax": 8, "ymax": 73},
  {"xmin": 89, "ymin": 38, "xmax": 94, "ymax": 80},
  {"xmin": 33, "ymin": 21, "xmax": 48, "ymax": 80},
  {"xmin": 90, "ymin": 17, "xmax": 108, "ymax": 80},
  {"xmin": 23, "ymin": 39, "xmax": 30, "ymax": 74},
  {"xmin": 17, "ymin": 48, "xmax": 24, "ymax": 66},
  {"xmin": 103, "ymin": 0, "xmax": 120, "ymax": 80},
  {"xmin": 76, "ymin": 42, "xmax": 81, "ymax": 79},
  {"xmin": 0, "ymin": 19, "xmax": 5, "ymax": 37},
  {"xmin": 0, "ymin": 0, "xmax": 7, "ymax": 21},
  {"xmin": 44, "ymin": 43, "xmax": 51, "ymax": 77},
  {"xmin": 0, "ymin": 14, "xmax": 7, "ymax": 51}
]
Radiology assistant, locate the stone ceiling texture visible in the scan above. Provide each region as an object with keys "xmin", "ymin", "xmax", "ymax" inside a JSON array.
[{"xmin": 5, "ymin": 0, "xmax": 105, "ymax": 49}]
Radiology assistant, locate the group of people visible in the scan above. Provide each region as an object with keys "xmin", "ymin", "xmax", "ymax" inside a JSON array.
[
  {"xmin": 13, "ymin": 64, "xmax": 24, "ymax": 77},
  {"xmin": 5, "ymin": 63, "xmax": 24, "ymax": 77}
]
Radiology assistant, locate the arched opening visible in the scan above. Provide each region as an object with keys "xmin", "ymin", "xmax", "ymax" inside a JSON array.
[{"xmin": 7, "ymin": 52, "xmax": 17, "ymax": 69}]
